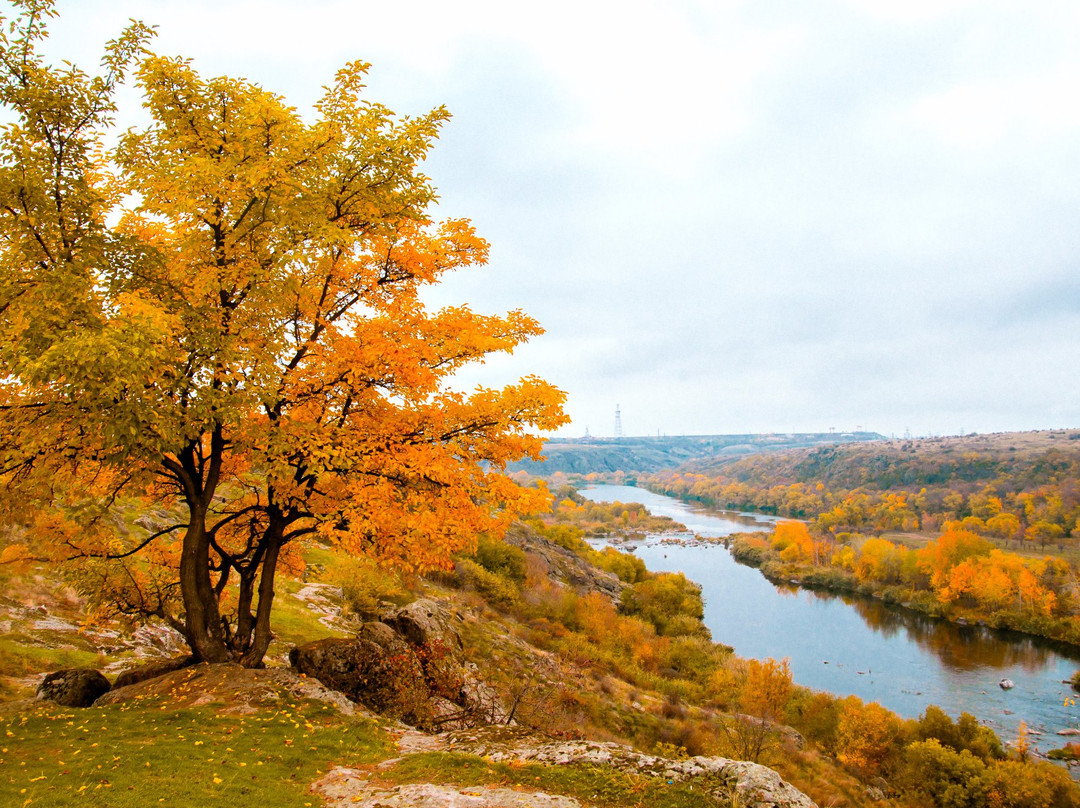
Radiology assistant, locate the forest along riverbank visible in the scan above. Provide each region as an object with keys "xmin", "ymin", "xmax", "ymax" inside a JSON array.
[{"xmin": 580, "ymin": 484, "xmax": 1080, "ymax": 750}]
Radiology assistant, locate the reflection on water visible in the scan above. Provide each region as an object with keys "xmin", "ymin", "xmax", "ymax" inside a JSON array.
[
  {"xmin": 581, "ymin": 485, "xmax": 1080, "ymax": 743},
  {"xmin": 812, "ymin": 589, "xmax": 1062, "ymax": 672}
]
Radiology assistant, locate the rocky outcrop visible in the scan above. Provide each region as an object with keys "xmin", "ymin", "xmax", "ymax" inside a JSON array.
[
  {"xmin": 440, "ymin": 725, "xmax": 816, "ymax": 808},
  {"xmin": 113, "ymin": 654, "xmax": 197, "ymax": 689},
  {"xmin": 382, "ymin": 598, "xmax": 463, "ymax": 655},
  {"xmin": 291, "ymin": 598, "xmax": 502, "ymax": 730},
  {"xmin": 98, "ymin": 662, "xmax": 361, "ymax": 716},
  {"xmin": 314, "ymin": 724, "xmax": 817, "ymax": 808},
  {"xmin": 36, "ymin": 668, "xmax": 111, "ymax": 707},
  {"xmin": 503, "ymin": 523, "xmax": 626, "ymax": 605},
  {"xmin": 313, "ymin": 773, "xmax": 582, "ymax": 807},
  {"xmin": 289, "ymin": 632, "xmax": 428, "ymax": 722}
]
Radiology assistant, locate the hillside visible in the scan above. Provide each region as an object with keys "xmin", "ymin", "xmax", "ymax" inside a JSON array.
[
  {"xmin": 643, "ymin": 429, "xmax": 1080, "ymax": 542},
  {"xmin": 683, "ymin": 429, "xmax": 1080, "ymax": 490},
  {"xmin": 510, "ymin": 433, "xmax": 884, "ymax": 476},
  {"xmin": 4, "ymin": 512, "xmax": 1079, "ymax": 807},
  {"xmin": 0, "ymin": 523, "xmax": 839, "ymax": 808}
]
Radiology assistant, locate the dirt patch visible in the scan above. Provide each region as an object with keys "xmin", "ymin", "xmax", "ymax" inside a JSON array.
[{"xmin": 97, "ymin": 662, "xmax": 368, "ymax": 716}]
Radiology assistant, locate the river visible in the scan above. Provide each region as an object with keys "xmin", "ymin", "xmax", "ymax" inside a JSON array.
[{"xmin": 581, "ymin": 484, "xmax": 1080, "ymax": 749}]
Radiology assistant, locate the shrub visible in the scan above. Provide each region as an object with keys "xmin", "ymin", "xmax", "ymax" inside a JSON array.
[
  {"xmin": 896, "ymin": 739, "xmax": 988, "ymax": 808},
  {"xmin": 472, "ymin": 535, "xmax": 527, "ymax": 584},
  {"xmin": 659, "ymin": 636, "xmax": 725, "ymax": 685},
  {"xmin": 915, "ymin": 705, "xmax": 1003, "ymax": 762},
  {"xmin": 835, "ymin": 696, "xmax": 902, "ymax": 774},
  {"xmin": 455, "ymin": 559, "xmax": 522, "ymax": 611},
  {"xmin": 982, "ymin": 759, "xmax": 1080, "ymax": 808},
  {"xmin": 785, "ymin": 689, "xmax": 842, "ymax": 751},
  {"xmin": 621, "ymin": 573, "xmax": 706, "ymax": 637},
  {"xmin": 1048, "ymin": 742, "xmax": 1080, "ymax": 761},
  {"xmin": 319, "ymin": 556, "xmax": 412, "ymax": 619},
  {"xmin": 527, "ymin": 519, "xmax": 590, "ymax": 553},
  {"xmin": 587, "ymin": 546, "xmax": 648, "ymax": 583}
]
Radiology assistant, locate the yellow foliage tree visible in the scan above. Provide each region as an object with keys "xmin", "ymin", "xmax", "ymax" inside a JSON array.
[
  {"xmin": 772, "ymin": 520, "xmax": 817, "ymax": 564},
  {"xmin": 917, "ymin": 529, "xmax": 994, "ymax": 592},
  {"xmin": 0, "ymin": 2, "xmax": 565, "ymax": 666},
  {"xmin": 720, "ymin": 656, "xmax": 794, "ymax": 763},
  {"xmin": 835, "ymin": 697, "xmax": 901, "ymax": 774}
]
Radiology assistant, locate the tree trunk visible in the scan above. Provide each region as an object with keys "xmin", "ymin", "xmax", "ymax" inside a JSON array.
[
  {"xmin": 240, "ymin": 522, "xmax": 282, "ymax": 669},
  {"xmin": 179, "ymin": 508, "xmax": 231, "ymax": 663},
  {"xmin": 232, "ymin": 567, "xmax": 258, "ymax": 655}
]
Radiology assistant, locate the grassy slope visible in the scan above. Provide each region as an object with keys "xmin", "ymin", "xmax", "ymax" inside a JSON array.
[
  {"xmin": 1, "ymin": 697, "xmax": 387, "ymax": 807},
  {"xmin": 0, "ymin": 549, "xmax": 755, "ymax": 808},
  {"xmin": 0, "ymin": 531, "xmax": 901, "ymax": 808}
]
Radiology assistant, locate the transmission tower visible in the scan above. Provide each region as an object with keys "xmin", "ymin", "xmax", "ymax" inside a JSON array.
[{"xmin": 614, "ymin": 404, "xmax": 623, "ymax": 438}]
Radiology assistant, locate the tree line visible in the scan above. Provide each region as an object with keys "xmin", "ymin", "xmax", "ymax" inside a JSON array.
[{"xmin": 644, "ymin": 434, "xmax": 1080, "ymax": 549}]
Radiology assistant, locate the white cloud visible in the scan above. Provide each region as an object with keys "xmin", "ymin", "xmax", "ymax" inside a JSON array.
[
  {"xmin": 903, "ymin": 73, "xmax": 1080, "ymax": 149},
  {"xmin": 30, "ymin": 0, "xmax": 1080, "ymax": 437}
]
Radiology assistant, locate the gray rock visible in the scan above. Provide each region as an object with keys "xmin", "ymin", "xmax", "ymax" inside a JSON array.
[
  {"xmin": 313, "ymin": 771, "xmax": 582, "ymax": 807},
  {"xmin": 426, "ymin": 696, "xmax": 470, "ymax": 731},
  {"xmin": 37, "ymin": 668, "xmax": 111, "ymax": 708},
  {"xmin": 439, "ymin": 725, "xmax": 817, "ymax": 808},
  {"xmin": 357, "ymin": 621, "xmax": 415, "ymax": 657},
  {"xmin": 382, "ymin": 599, "xmax": 463, "ymax": 655},
  {"xmin": 458, "ymin": 666, "xmax": 509, "ymax": 725}
]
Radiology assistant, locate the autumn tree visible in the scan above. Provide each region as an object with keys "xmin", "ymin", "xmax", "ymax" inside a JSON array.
[
  {"xmin": 835, "ymin": 697, "xmax": 902, "ymax": 774},
  {"xmin": 721, "ymin": 656, "xmax": 794, "ymax": 763},
  {"xmin": 0, "ymin": 1, "xmax": 565, "ymax": 667}
]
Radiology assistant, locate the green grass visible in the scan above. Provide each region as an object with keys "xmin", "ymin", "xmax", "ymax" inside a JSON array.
[
  {"xmin": 0, "ymin": 637, "xmax": 106, "ymax": 681},
  {"xmin": 378, "ymin": 752, "xmax": 734, "ymax": 808},
  {"xmin": 267, "ymin": 577, "xmax": 349, "ymax": 647},
  {"xmin": 0, "ymin": 692, "xmax": 390, "ymax": 807}
]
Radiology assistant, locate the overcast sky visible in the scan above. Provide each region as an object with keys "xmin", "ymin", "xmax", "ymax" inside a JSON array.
[{"xmin": 37, "ymin": 0, "xmax": 1080, "ymax": 439}]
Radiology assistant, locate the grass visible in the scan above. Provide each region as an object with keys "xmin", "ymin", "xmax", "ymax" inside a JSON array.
[
  {"xmin": 0, "ymin": 691, "xmax": 741, "ymax": 808},
  {"xmin": 0, "ymin": 637, "xmax": 106, "ymax": 680},
  {"xmin": 0, "ymin": 552, "xmax": 347, "ymax": 697},
  {"xmin": 377, "ymin": 751, "xmax": 735, "ymax": 808},
  {"xmin": 267, "ymin": 577, "xmax": 349, "ymax": 646},
  {"xmin": 0, "ymin": 691, "xmax": 390, "ymax": 807}
]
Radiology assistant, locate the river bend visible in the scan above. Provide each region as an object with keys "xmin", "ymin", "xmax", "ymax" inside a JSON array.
[{"xmin": 581, "ymin": 484, "xmax": 1080, "ymax": 747}]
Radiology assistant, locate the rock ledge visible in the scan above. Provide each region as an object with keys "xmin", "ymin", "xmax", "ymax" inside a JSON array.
[{"xmin": 314, "ymin": 724, "xmax": 816, "ymax": 808}]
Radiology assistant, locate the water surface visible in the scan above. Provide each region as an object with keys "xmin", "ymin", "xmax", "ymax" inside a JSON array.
[{"xmin": 581, "ymin": 484, "xmax": 1080, "ymax": 745}]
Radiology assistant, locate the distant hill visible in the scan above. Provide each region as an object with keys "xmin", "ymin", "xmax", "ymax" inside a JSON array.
[
  {"xmin": 681, "ymin": 428, "xmax": 1080, "ymax": 491},
  {"xmin": 512, "ymin": 432, "xmax": 884, "ymax": 475}
]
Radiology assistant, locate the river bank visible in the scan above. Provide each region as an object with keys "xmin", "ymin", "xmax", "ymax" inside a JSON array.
[
  {"xmin": 727, "ymin": 533, "xmax": 1080, "ymax": 658},
  {"xmin": 632, "ymin": 484, "xmax": 1080, "ymax": 651},
  {"xmin": 580, "ymin": 485, "xmax": 1080, "ymax": 745}
]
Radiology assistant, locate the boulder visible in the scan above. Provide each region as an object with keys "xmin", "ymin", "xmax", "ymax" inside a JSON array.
[
  {"xmin": 426, "ymin": 696, "xmax": 471, "ymax": 731},
  {"xmin": 382, "ymin": 598, "xmax": 463, "ymax": 655},
  {"xmin": 356, "ymin": 620, "xmax": 415, "ymax": 658},
  {"xmin": 290, "ymin": 631, "xmax": 429, "ymax": 721},
  {"xmin": 382, "ymin": 599, "xmax": 470, "ymax": 705},
  {"xmin": 113, "ymin": 655, "xmax": 197, "ymax": 690},
  {"xmin": 458, "ymin": 665, "xmax": 510, "ymax": 725},
  {"xmin": 37, "ymin": 668, "xmax": 111, "ymax": 708}
]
